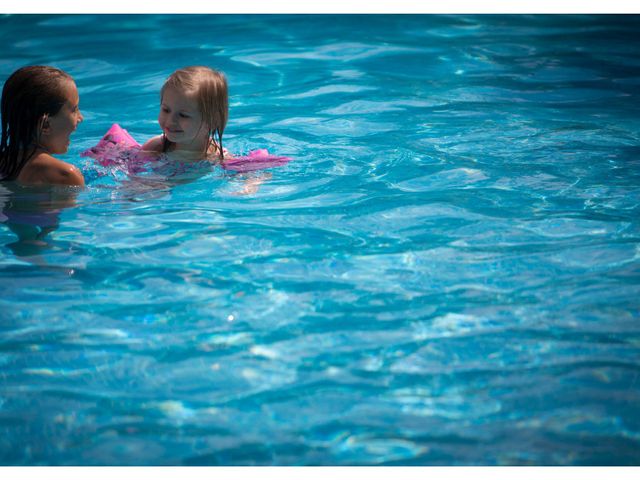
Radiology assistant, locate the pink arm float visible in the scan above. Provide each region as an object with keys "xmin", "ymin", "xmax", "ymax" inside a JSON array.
[{"xmin": 81, "ymin": 124, "xmax": 291, "ymax": 173}]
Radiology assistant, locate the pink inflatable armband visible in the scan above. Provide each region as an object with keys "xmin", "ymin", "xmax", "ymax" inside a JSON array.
[
  {"xmin": 81, "ymin": 123, "xmax": 141, "ymax": 163},
  {"xmin": 221, "ymin": 149, "xmax": 291, "ymax": 173},
  {"xmin": 91, "ymin": 123, "xmax": 140, "ymax": 149},
  {"xmin": 82, "ymin": 123, "xmax": 291, "ymax": 174},
  {"xmin": 81, "ymin": 124, "xmax": 155, "ymax": 174}
]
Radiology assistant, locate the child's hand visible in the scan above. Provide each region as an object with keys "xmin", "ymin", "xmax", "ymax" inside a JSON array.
[{"xmin": 230, "ymin": 172, "xmax": 272, "ymax": 196}]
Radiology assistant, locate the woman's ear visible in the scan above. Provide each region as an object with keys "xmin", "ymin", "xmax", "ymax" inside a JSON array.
[{"xmin": 39, "ymin": 114, "xmax": 51, "ymax": 134}]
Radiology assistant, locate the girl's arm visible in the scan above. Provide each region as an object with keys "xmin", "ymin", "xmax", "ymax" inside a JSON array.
[
  {"xmin": 141, "ymin": 135, "xmax": 164, "ymax": 152},
  {"xmin": 230, "ymin": 172, "xmax": 272, "ymax": 196}
]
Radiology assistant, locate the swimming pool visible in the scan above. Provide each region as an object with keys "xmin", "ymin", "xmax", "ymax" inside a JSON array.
[{"xmin": 0, "ymin": 14, "xmax": 639, "ymax": 465}]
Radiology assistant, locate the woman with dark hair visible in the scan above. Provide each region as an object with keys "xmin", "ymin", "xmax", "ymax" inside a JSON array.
[{"xmin": 0, "ymin": 65, "xmax": 84, "ymax": 186}]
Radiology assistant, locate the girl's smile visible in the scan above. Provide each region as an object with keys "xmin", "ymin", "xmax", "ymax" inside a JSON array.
[{"xmin": 159, "ymin": 86, "xmax": 209, "ymax": 152}]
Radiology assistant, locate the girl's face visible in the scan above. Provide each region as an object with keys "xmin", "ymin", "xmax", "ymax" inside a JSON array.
[
  {"xmin": 159, "ymin": 86, "xmax": 208, "ymax": 151},
  {"xmin": 40, "ymin": 80, "xmax": 83, "ymax": 154}
]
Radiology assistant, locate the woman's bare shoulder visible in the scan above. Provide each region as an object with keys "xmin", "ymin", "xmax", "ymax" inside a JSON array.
[{"xmin": 19, "ymin": 153, "xmax": 85, "ymax": 187}]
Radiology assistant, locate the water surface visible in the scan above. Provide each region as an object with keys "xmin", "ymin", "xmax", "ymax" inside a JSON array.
[{"xmin": 0, "ymin": 14, "xmax": 639, "ymax": 465}]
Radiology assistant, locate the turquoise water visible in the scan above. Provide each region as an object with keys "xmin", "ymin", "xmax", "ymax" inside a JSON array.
[{"xmin": 1, "ymin": 14, "xmax": 640, "ymax": 465}]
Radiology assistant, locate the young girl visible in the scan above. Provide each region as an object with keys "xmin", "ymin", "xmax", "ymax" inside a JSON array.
[
  {"xmin": 142, "ymin": 66, "xmax": 229, "ymax": 160},
  {"xmin": 139, "ymin": 66, "xmax": 271, "ymax": 194},
  {"xmin": 0, "ymin": 66, "xmax": 85, "ymax": 186}
]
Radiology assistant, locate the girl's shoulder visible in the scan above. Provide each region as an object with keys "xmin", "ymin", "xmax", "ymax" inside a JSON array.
[
  {"xmin": 141, "ymin": 135, "xmax": 164, "ymax": 152},
  {"xmin": 206, "ymin": 143, "xmax": 229, "ymax": 160},
  {"xmin": 19, "ymin": 152, "xmax": 84, "ymax": 187}
]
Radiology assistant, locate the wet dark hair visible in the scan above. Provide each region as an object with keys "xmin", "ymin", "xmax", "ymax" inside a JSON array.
[
  {"xmin": 0, "ymin": 66, "xmax": 73, "ymax": 181},
  {"xmin": 160, "ymin": 66, "xmax": 228, "ymax": 159}
]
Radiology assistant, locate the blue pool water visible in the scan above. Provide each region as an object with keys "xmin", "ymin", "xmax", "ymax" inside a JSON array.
[{"xmin": 1, "ymin": 14, "xmax": 639, "ymax": 465}]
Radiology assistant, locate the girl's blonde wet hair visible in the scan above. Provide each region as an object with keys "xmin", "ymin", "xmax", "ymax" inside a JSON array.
[{"xmin": 161, "ymin": 66, "xmax": 228, "ymax": 158}]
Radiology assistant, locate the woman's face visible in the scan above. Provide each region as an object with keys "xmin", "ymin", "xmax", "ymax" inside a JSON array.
[{"xmin": 40, "ymin": 80, "xmax": 83, "ymax": 155}]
